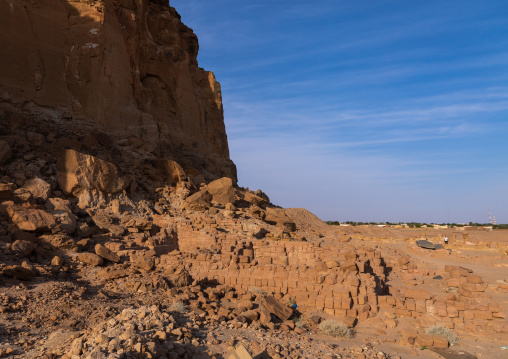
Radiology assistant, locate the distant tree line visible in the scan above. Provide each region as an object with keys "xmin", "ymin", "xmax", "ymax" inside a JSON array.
[{"xmin": 326, "ymin": 221, "xmax": 507, "ymax": 229}]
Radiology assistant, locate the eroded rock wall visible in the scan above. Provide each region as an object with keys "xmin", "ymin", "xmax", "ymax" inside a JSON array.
[{"xmin": 0, "ymin": 0, "xmax": 235, "ymax": 181}]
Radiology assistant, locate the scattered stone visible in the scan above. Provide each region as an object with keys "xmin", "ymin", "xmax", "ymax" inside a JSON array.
[
  {"xmin": 11, "ymin": 239, "xmax": 36, "ymax": 257},
  {"xmin": 22, "ymin": 178, "xmax": 51, "ymax": 203},
  {"xmin": 78, "ymin": 252, "xmax": 104, "ymax": 266},
  {"xmin": 9, "ymin": 208, "xmax": 56, "ymax": 232},
  {"xmin": 95, "ymin": 244, "xmax": 120, "ymax": 263}
]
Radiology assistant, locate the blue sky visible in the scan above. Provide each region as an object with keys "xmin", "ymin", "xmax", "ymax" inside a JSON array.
[{"xmin": 171, "ymin": 0, "xmax": 508, "ymax": 223}]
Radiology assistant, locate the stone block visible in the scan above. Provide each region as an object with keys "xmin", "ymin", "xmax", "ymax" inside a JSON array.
[
  {"xmin": 474, "ymin": 310, "xmax": 492, "ymax": 320},
  {"xmin": 467, "ymin": 275, "xmax": 483, "ymax": 284},
  {"xmin": 415, "ymin": 334, "xmax": 434, "ymax": 348},
  {"xmin": 405, "ymin": 289, "xmax": 431, "ymax": 300},
  {"xmin": 430, "ymin": 335, "xmax": 449, "ymax": 348}
]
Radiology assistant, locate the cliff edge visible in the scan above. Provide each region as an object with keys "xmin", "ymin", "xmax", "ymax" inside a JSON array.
[{"xmin": 0, "ymin": 0, "xmax": 236, "ymax": 181}]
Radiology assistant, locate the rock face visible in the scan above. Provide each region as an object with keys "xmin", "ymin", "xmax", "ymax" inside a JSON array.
[
  {"xmin": 0, "ymin": 0, "xmax": 236, "ymax": 182},
  {"xmin": 57, "ymin": 149, "xmax": 129, "ymax": 195}
]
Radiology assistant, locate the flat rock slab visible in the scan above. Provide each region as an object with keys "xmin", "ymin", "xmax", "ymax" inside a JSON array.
[
  {"xmin": 416, "ymin": 239, "xmax": 435, "ymax": 249},
  {"xmin": 430, "ymin": 348, "xmax": 478, "ymax": 359}
]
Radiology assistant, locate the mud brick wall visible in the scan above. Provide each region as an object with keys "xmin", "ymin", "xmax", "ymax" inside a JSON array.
[
  {"xmin": 377, "ymin": 265, "xmax": 506, "ymax": 334},
  {"xmin": 167, "ymin": 221, "xmax": 391, "ymax": 323},
  {"xmin": 161, "ymin": 221, "xmax": 506, "ymax": 332}
]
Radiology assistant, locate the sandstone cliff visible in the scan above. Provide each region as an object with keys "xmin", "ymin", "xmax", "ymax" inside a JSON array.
[{"xmin": 0, "ymin": 0, "xmax": 236, "ymax": 181}]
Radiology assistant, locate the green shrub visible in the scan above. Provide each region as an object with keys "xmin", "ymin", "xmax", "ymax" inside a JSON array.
[
  {"xmin": 425, "ymin": 325, "xmax": 458, "ymax": 345},
  {"xmin": 318, "ymin": 320, "xmax": 353, "ymax": 338}
]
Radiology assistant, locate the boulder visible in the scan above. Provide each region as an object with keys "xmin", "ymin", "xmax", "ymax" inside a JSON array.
[
  {"xmin": 247, "ymin": 205, "xmax": 266, "ymax": 220},
  {"xmin": 264, "ymin": 208, "xmax": 297, "ymax": 232},
  {"xmin": 206, "ymin": 177, "xmax": 236, "ymax": 204},
  {"xmin": 2, "ymin": 265, "xmax": 36, "ymax": 281},
  {"xmin": 0, "ymin": 140, "xmax": 11, "ymax": 165},
  {"xmin": 45, "ymin": 198, "xmax": 73, "ymax": 213},
  {"xmin": 51, "ymin": 210, "xmax": 77, "ymax": 235},
  {"xmin": 22, "ymin": 178, "xmax": 51, "ymax": 203},
  {"xmin": 243, "ymin": 192, "xmax": 267, "ymax": 207},
  {"xmin": 77, "ymin": 253, "xmax": 104, "ymax": 267},
  {"xmin": 11, "ymin": 240, "xmax": 36, "ymax": 257},
  {"xmin": 166, "ymin": 268, "xmax": 192, "ymax": 288},
  {"xmin": 131, "ymin": 253, "xmax": 155, "ymax": 272},
  {"xmin": 184, "ymin": 190, "xmax": 212, "ymax": 211},
  {"xmin": 38, "ymin": 234, "xmax": 78, "ymax": 253},
  {"xmin": 240, "ymin": 310, "xmax": 259, "ymax": 322},
  {"xmin": 13, "ymin": 188, "xmax": 33, "ymax": 203},
  {"xmin": 9, "ymin": 208, "xmax": 56, "ymax": 232},
  {"xmin": 95, "ymin": 244, "xmax": 120, "ymax": 263},
  {"xmin": 261, "ymin": 296, "xmax": 293, "ymax": 321},
  {"xmin": 57, "ymin": 149, "xmax": 129, "ymax": 194}
]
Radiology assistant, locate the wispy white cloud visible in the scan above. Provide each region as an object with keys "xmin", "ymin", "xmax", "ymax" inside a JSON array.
[{"xmin": 174, "ymin": 0, "xmax": 508, "ymax": 223}]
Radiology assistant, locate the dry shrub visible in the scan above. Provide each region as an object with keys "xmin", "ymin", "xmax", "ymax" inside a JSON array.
[
  {"xmin": 168, "ymin": 301, "xmax": 187, "ymax": 313},
  {"xmin": 425, "ymin": 325, "xmax": 459, "ymax": 345},
  {"xmin": 318, "ymin": 320, "xmax": 353, "ymax": 338}
]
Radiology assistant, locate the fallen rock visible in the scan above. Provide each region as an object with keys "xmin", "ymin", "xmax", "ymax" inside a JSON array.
[
  {"xmin": 261, "ymin": 296, "xmax": 292, "ymax": 321},
  {"xmin": 13, "ymin": 188, "xmax": 33, "ymax": 203},
  {"xmin": 184, "ymin": 190, "xmax": 212, "ymax": 211},
  {"xmin": 240, "ymin": 310, "xmax": 259, "ymax": 322},
  {"xmin": 2, "ymin": 265, "xmax": 36, "ymax": 280},
  {"xmin": 131, "ymin": 253, "xmax": 155, "ymax": 272},
  {"xmin": 78, "ymin": 252, "xmax": 104, "ymax": 267},
  {"xmin": 243, "ymin": 192, "xmax": 267, "ymax": 207},
  {"xmin": 9, "ymin": 208, "xmax": 56, "ymax": 232},
  {"xmin": 51, "ymin": 210, "xmax": 77, "ymax": 234},
  {"xmin": 22, "ymin": 178, "xmax": 51, "ymax": 203},
  {"xmin": 45, "ymin": 197, "xmax": 73, "ymax": 213},
  {"xmin": 95, "ymin": 244, "xmax": 120, "ymax": 263},
  {"xmin": 57, "ymin": 149, "xmax": 129, "ymax": 194},
  {"xmin": 38, "ymin": 234, "xmax": 78, "ymax": 253},
  {"xmin": 51, "ymin": 256, "xmax": 63, "ymax": 266},
  {"xmin": 166, "ymin": 268, "xmax": 192, "ymax": 287},
  {"xmin": 11, "ymin": 239, "xmax": 36, "ymax": 257},
  {"xmin": 206, "ymin": 177, "xmax": 236, "ymax": 204}
]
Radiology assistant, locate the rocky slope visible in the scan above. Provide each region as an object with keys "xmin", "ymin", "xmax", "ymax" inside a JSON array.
[
  {"xmin": 0, "ymin": 0, "xmax": 235, "ymax": 181},
  {"xmin": 0, "ymin": 1, "xmax": 507, "ymax": 359}
]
